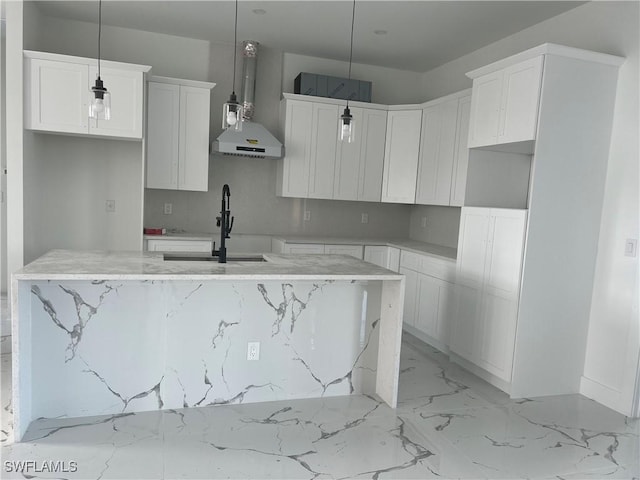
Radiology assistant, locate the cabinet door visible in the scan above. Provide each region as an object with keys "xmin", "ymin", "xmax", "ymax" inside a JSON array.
[
  {"xmin": 416, "ymin": 275, "xmax": 454, "ymax": 345},
  {"xmin": 308, "ymin": 103, "xmax": 339, "ymax": 199},
  {"xmin": 283, "ymin": 244, "xmax": 325, "ymax": 254},
  {"xmin": 468, "ymin": 71, "xmax": 503, "ymax": 148},
  {"xmin": 281, "ymin": 100, "xmax": 313, "ymax": 197},
  {"xmin": 334, "ymin": 107, "xmax": 363, "ymax": 201},
  {"xmin": 26, "ymin": 58, "xmax": 89, "ymax": 134},
  {"xmin": 178, "ymin": 86, "xmax": 210, "ymax": 192},
  {"xmin": 387, "ymin": 247, "xmax": 401, "ymax": 272},
  {"xmin": 146, "ymin": 82, "xmax": 180, "ymax": 189},
  {"xmin": 450, "ymin": 283, "xmax": 481, "ymax": 362},
  {"xmin": 450, "ymin": 95, "xmax": 471, "ymax": 207},
  {"xmin": 358, "ymin": 109, "xmax": 387, "ymax": 202},
  {"xmin": 456, "ymin": 207, "xmax": 491, "ymax": 288},
  {"xmin": 381, "ymin": 110, "xmax": 422, "ymax": 203},
  {"xmin": 415, "ymin": 273, "xmax": 440, "ymax": 338},
  {"xmin": 364, "ymin": 246, "xmax": 387, "ymax": 268},
  {"xmin": 478, "ymin": 292, "xmax": 518, "ymax": 381},
  {"xmin": 498, "ymin": 56, "xmax": 543, "ymax": 145},
  {"xmin": 89, "ymin": 66, "xmax": 144, "ymax": 138},
  {"xmin": 399, "ymin": 267, "xmax": 418, "ymax": 328},
  {"xmin": 484, "ymin": 209, "xmax": 527, "ymax": 299},
  {"xmin": 325, "ymin": 244, "xmax": 363, "ymax": 259},
  {"xmin": 415, "ymin": 99, "xmax": 458, "ymax": 206}
]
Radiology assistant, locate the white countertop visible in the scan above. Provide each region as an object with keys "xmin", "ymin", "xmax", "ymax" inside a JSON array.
[
  {"xmin": 272, "ymin": 235, "xmax": 457, "ymax": 261},
  {"xmin": 14, "ymin": 250, "xmax": 404, "ymax": 281}
]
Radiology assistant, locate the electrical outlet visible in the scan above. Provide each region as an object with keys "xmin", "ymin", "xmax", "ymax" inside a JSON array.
[
  {"xmin": 361, "ymin": 213, "xmax": 369, "ymax": 224},
  {"xmin": 247, "ymin": 342, "xmax": 260, "ymax": 361},
  {"xmin": 303, "ymin": 210, "xmax": 311, "ymax": 222},
  {"xmin": 164, "ymin": 203, "xmax": 173, "ymax": 215},
  {"xmin": 625, "ymin": 239, "xmax": 638, "ymax": 257},
  {"xmin": 421, "ymin": 216, "xmax": 427, "ymax": 228},
  {"xmin": 105, "ymin": 200, "xmax": 116, "ymax": 212}
]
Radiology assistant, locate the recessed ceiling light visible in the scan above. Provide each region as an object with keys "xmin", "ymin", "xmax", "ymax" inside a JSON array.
[
  {"xmin": 374, "ymin": 29, "xmax": 388, "ymax": 35},
  {"xmin": 252, "ymin": 9, "xmax": 267, "ymax": 15}
]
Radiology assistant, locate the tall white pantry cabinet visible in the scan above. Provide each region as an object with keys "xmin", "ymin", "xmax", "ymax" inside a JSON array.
[{"xmin": 452, "ymin": 44, "xmax": 624, "ymax": 398}]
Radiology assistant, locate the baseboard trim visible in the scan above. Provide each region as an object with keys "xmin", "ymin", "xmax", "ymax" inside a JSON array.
[{"xmin": 580, "ymin": 375, "xmax": 632, "ymax": 417}]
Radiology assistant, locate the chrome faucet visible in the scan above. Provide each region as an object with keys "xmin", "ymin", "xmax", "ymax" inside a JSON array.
[{"xmin": 214, "ymin": 184, "xmax": 234, "ymax": 263}]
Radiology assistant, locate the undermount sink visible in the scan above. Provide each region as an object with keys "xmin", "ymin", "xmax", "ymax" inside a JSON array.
[{"xmin": 163, "ymin": 254, "xmax": 266, "ymax": 262}]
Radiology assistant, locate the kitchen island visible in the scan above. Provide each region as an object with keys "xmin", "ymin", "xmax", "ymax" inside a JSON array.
[{"xmin": 11, "ymin": 250, "xmax": 405, "ymax": 441}]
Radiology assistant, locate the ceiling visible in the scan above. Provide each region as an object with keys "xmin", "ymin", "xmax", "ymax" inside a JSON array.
[{"xmin": 34, "ymin": 1, "xmax": 586, "ymax": 72}]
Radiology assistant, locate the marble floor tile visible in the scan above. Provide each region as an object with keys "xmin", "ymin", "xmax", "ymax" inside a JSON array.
[{"xmin": 1, "ymin": 332, "xmax": 638, "ymax": 479}]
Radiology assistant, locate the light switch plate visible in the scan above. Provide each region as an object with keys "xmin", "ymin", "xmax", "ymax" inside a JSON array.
[
  {"xmin": 361, "ymin": 213, "xmax": 369, "ymax": 224},
  {"xmin": 303, "ymin": 210, "xmax": 311, "ymax": 222}
]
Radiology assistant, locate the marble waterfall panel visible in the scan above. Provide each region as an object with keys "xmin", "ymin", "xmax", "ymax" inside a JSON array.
[{"xmin": 26, "ymin": 279, "xmax": 380, "ymax": 421}]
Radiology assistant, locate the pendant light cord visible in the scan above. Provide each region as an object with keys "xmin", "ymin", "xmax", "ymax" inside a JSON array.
[
  {"xmin": 97, "ymin": 0, "xmax": 102, "ymax": 78},
  {"xmin": 347, "ymin": 0, "xmax": 355, "ymax": 107},
  {"xmin": 232, "ymin": 0, "xmax": 238, "ymax": 95},
  {"xmin": 347, "ymin": 0, "xmax": 355, "ymax": 81}
]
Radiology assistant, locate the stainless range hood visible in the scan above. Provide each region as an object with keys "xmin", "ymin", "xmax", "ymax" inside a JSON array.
[
  {"xmin": 212, "ymin": 121, "xmax": 283, "ymax": 158},
  {"xmin": 212, "ymin": 40, "xmax": 283, "ymax": 159}
]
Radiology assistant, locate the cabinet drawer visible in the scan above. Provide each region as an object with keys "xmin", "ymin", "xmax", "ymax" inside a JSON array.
[
  {"xmin": 400, "ymin": 250, "xmax": 422, "ymax": 271},
  {"xmin": 325, "ymin": 244, "xmax": 363, "ymax": 259},
  {"xmin": 400, "ymin": 250, "xmax": 455, "ymax": 281},
  {"xmin": 146, "ymin": 239, "xmax": 212, "ymax": 253},
  {"xmin": 421, "ymin": 256, "xmax": 456, "ymax": 282}
]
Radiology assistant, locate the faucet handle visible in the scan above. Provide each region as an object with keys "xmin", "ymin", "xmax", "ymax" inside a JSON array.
[{"xmin": 227, "ymin": 216, "xmax": 234, "ymax": 236}]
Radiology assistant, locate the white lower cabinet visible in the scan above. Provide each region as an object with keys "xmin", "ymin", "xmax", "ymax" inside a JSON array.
[
  {"xmin": 282, "ymin": 243, "xmax": 326, "ymax": 255},
  {"xmin": 451, "ymin": 207, "xmax": 527, "ymax": 383},
  {"xmin": 399, "ymin": 267, "xmax": 418, "ymax": 328},
  {"xmin": 324, "ymin": 244, "xmax": 363, "ymax": 259},
  {"xmin": 399, "ymin": 250, "xmax": 456, "ymax": 349},
  {"xmin": 363, "ymin": 246, "xmax": 400, "ymax": 271},
  {"xmin": 416, "ymin": 274, "xmax": 454, "ymax": 347},
  {"xmin": 146, "ymin": 238, "xmax": 213, "ymax": 253}
]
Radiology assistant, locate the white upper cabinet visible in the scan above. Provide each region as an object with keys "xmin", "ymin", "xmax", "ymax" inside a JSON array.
[
  {"xmin": 279, "ymin": 94, "xmax": 387, "ymax": 201},
  {"xmin": 279, "ymin": 98, "xmax": 314, "ymax": 197},
  {"xmin": 415, "ymin": 91, "xmax": 471, "ymax": 206},
  {"xmin": 146, "ymin": 76, "xmax": 214, "ymax": 192},
  {"xmin": 334, "ymin": 108, "xmax": 387, "ymax": 202},
  {"xmin": 308, "ymin": 103, "xmax": 339, "ymax": 199},
  {"xmin": 381, "ymin": 109, "xmax": 422, "ymax": 203},
  {"xmin": 146, "ymin": 82, "xmax": 180, "ymax": 189},
  {"xmin": 26, "ymin": 58, "xmax": 89, "ymax": 134},
  {"xmin": 24, "ymin": 51, "xmax": 150, "ymax": 139},
  {"xmin": 450, "ymin": 95, "xmax": 471, "ymax": 207},
  {"xmin": 88, "ymin": 65, "xmax": 145, "ymax": 138},
  {"xmin": 468, "ymin": 56, "xmax": 543, "ymax": 148},
  {"xmin": 178, "ymin": 86, "xmax": 212, "ymax": 191}
]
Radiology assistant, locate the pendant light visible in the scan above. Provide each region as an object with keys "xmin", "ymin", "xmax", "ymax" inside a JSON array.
[
  {"xmin": 89, "ymin": 0, "xmax": 111, "ymax": 120},
  {"xmin": 340, "ymin": 0, "xmax": 356, "ymax": 143},
  {"xmin": 222, "ymin": 0, "xmax": 243, "ymax": 131}
]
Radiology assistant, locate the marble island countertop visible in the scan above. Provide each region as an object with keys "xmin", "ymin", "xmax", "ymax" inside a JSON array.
[{"xmin": 14, "ymin": 249, "xmax": 404, "ymax": 281}]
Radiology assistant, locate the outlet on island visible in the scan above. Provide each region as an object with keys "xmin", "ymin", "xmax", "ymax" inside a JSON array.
[{"xmin": 247, "ymin": 342, "xmax": 260, "ymax": 361}]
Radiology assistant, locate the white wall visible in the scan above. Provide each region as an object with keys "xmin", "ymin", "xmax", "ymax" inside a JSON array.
[
  {"xmin": 1, "ymin": 9, "xmax": 7, "ymax": 294},
  {"xmin": 408, "ymin": 206, "xmax": 460, "ymax": 249},
  {"xmin": 19, "ymin": 13, "xmax": 212, "ymax": 263},
  {"xmin": 37, "ymin": 16, "xmax": 210, "ymax": 81},
  {"xmin": 418, "ymin": 1, "xmax": 639, "ymax": 415},
  {"xmin": 24, "ymin": 135, "xmax": 143, "ymax": 263},
  {"xmin": 283, "ymin": 52, "xmax": 424, "ymax": 104},
  {"xmin": 5, "ymin": 0, "xmax": 24, "ymax": 288}
]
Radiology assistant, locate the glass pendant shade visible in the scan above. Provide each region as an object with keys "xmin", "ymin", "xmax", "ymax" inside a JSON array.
[
  {"xmin": 222, "ymin": 93, "xmax": 243, "ymax": 131},
  {"xmin": 340, "ymin": 106, "xmax": 354, "ymax": 143},
  {"xmin": 89, "ymin": 76, "xmax": 111, "ymax": 120}
]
